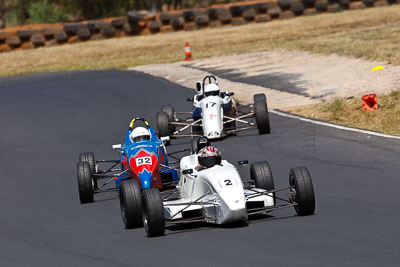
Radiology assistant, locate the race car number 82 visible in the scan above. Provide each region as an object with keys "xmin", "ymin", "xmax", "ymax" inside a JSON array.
[{"xmin": 136, "ymin": 157, "xmax": 152, "ymax": 166}]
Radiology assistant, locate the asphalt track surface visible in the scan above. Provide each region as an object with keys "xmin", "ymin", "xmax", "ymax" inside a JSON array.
[{"xmin": 0, "ymin": 70, "xmax": 399, "ymax": 266}]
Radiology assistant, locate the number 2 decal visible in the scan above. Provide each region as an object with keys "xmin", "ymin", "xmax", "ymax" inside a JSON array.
[
  {"xmin": 219, "ymin": 178, "xmax": 237, "ymax": 187},
  {"xmin": 224, "ymin": 179, "xmax": 232, "ymax": 186},
  {"xmin": 136, "ymin": 156, "xmax": 152, "ymax": 166}
]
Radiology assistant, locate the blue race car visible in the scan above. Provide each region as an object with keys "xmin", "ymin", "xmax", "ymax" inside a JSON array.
[{"xmin": 77, "ymin": 118, "xmax": 180, "ymax": 204}]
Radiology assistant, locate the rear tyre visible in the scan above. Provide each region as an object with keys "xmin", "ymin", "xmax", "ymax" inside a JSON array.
[
  {"xmin": 253, "ymin": 94, "xmax": 271, "ymax": 134},
  {"xmin": 142, "ymin": 188, "xmax": 165, "ymax": 237},
  {"xmin": 289, "ymin": 167, "xmax": 315, "ymax": 216},
  {"xmin": 253, "ymin": 93, "xmax": 266, "ymax": 103},
  {"xmin": 161, "ymin": 104, "xmax": 176, "ymax": 133},
  {"xmin": 156, "ymin": 111, "xmax": 171, "ymax": 142},
  {"xmin": 250, "ymin": 161, "xmax": 275, "ymax": 205},
  {"xmin": 120, "ymin": 180, "xmax": 143, "ymax": 228},
  {"xmin": 77, "ymin": 162, "xmax": 94, "ymax": 204},
  {"xmin": 79, "ymin": 152, "xmax": 98, "ymax": 189}
]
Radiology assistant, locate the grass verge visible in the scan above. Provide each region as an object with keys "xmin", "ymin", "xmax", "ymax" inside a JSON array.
[
  {"xmin": 286, "ymin": 90, "xmax": 400, "ymax": 135},
  {"xmin": 1, "ymin": 5, "xmax": 400, "ymax": 77}
]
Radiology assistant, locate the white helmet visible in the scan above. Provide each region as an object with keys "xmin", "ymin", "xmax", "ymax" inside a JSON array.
[
  {"xmin": 204, "ymin": 84, "xmax": 220, "ymax": 97},
  {"xmin": 130, "ymin": 127, "xmax": 150, "ymax": 142}
]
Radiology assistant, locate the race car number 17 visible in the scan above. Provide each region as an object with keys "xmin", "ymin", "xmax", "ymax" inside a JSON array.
[{"xmin": 136, "ymin": 156, "xmax": 152, "ymax": 166}]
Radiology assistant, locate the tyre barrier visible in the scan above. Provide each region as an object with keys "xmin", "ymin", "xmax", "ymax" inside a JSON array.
[
  {"xmin": 304, "ymin": 7, "xmax": 318, "ymax": 14},
  {"xmin": 0, "ymin": 0, "xmax": 399, "ymax": 53},
  {"xmin": 31, "ymin": 34, "xmax": 45, "ymax": 47},
  {"xmin": 243, "ymin": 8, "xmax": 257, "ymax": 21}
]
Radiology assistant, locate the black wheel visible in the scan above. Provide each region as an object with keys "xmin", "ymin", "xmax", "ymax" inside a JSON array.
[
  {"xmin": 142, "ymin": 188, "xmax": 165, "ymax": 237},
  {"xmin": 289, "ymin": 167, "xmax": 315, "ymax": 216},
  {"xmin": 253, "ymin": 93, "xmax": 266, "ymax": 103},
  {"xmin": 119, "ymin": 180, "xmax": 143, "ymax": 229},
  {"xmin": 77, "ymin": 162, "xmax": 94, "ymax": 204},
  {"xmin": 250, "ymin": 161, "xmax": 275, "ymax": 205},
  {"xmin": 156, "ymin": 111, "xmax": 170, "ymax": 138},
  {"xmin": 253, "ymin": 94, "xmax": 271, "ymax": 134},
  {"xmin": 161, "ymin": 104, "xmax": 176, "ymax": 133},
  {"xmin": 190, "ymin": 138, "xmax": 198, "ymax": 154},
  {"xmin": 79, "ymin": 152, "xmax": 98, "ymax": 189}
]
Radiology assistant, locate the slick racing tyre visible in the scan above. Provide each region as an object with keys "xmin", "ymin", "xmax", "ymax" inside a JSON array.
[
  {"xmin": 79, "ymin": 152, "xmax": 98, "ymax": 189},
  {"xmin": 142, "ymin": 188, "xmax": 165, "ymax": 237},
  {"xmin": 77, "ymin": 162, "xmax": 94, "ymax": 204},
  {"xmin": 250, "ymin": 161, "xmax": 275, "ymax": 205},
  {"xmin": 156, "ymin": 111, "xmax": 170, "ymax": 139},
  {"xmin": 289, "ymin": 167, "xmax": 315, "ymax": 216},
  {"xmin": 161, "ymin": 104, "xmax": 176, "ymax": 133},
  {"xmin": 253, "ymin": 93, "xmax": 266, "ymax": 103},
  {"xmin": 119, "ymin": 180, "xmax": 143, "ymax": 229},
  {"xmin": 254, "ymin": 94, "xmax": 271, "ymax": 134}
]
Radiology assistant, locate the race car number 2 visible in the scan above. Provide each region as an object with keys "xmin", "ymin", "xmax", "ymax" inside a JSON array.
[
  {"xmin": 219, "ymin": 178, "xmax": 237, "ymax": 188},
  {"xmin": 136, "ymin": 156, "xmax": 152, "ymax": 166}
]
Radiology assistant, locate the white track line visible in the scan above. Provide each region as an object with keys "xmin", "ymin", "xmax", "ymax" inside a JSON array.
[{"xmin": 270, "ymin": 110, "xmax": 400, "ymax": 140}]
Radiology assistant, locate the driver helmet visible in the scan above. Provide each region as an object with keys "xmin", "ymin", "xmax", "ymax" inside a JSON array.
[
  {"xmin": 130, "ymin": 127, "xmax": 150, "ymax": 142},
  {"xmin": 198, "ymin": 146, "xmax": 222, "ymax": 168},
  {"xmin": 204, "ymin": 84, "xmax": 220, "ymax": 97}
]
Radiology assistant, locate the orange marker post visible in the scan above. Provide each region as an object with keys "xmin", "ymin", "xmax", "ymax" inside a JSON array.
[{"xmin": 184, "ymin": 42, "xmax": 193, "ymax": 61}]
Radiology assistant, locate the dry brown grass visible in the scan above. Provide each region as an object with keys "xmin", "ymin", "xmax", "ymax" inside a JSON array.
[
  {"xmin": 286, "ymin": 90, "xmax": 400, "ymax": 135},
  {"xmin": 1, "ymin": 5, "xmax": 400, "ymax": 77}
]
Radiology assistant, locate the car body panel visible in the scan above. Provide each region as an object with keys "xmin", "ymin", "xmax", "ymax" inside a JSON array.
[
  {"xmin": 164, "ymin": 156, "xmax": 273, "ymax": 224},
  {"xmin": 115, "ymin": 127, "xmax": 178, "ymax": 190}
]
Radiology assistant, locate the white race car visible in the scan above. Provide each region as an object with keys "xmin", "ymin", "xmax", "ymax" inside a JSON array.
[
  {"xmin": 156, "ymin": 75, "xmax": 270, "ymax": 141},
  {"xmin": 119, "ymin": 138, "xmax": 315, "ymax": 237}
]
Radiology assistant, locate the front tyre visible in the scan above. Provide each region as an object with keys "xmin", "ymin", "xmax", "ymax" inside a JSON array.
[
  {"xmin": 250, "ymin": 161, "xmax": 275, "ymax": 205},
  {"xmin": 289, "ymin": 167, "xmax": 315, "ymax": 216},
  {"xmin": 119, "ymin": 180, "xmax": 143, "ymax": 229},
  {"xmin": 253, "ymin": 94, "xmax": 271, "ymax": 134},
  {"xmin": 77, "ymin": 162, "xmax": 94, "ymax": 204},
  {"xmin": 142, "ymin": 188, "xmax": 165, "ymax": 237}
]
